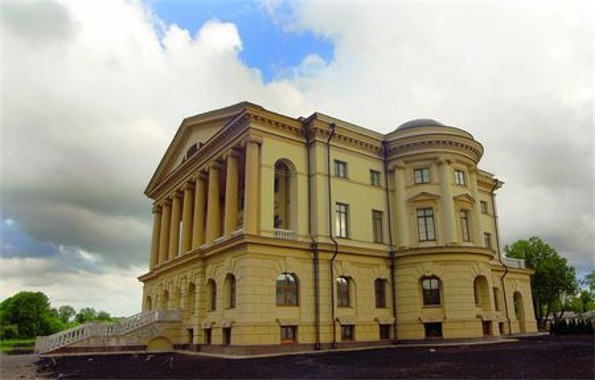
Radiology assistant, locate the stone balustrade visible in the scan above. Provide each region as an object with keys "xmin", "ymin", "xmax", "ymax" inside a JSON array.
[
  {"xmin": 502, "ymin": 257, "xmax": 526, "ymax": 269},
  {"xmin": 274, "ymin": 228, "xmax": 296, "ymax": 240},
  {"xmin": 34, "ymin": 309, "xmax": 182, "ymax": 354}
]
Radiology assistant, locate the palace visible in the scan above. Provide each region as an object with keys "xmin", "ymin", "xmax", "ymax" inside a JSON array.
[{"xmin": 139, "ymin": 102, "xmax": 537, "ymax": 353}]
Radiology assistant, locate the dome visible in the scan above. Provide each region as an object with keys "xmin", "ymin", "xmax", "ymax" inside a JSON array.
[{"xmin": 396, "ymin": 118, "xmax": 444, "ymax": 131}]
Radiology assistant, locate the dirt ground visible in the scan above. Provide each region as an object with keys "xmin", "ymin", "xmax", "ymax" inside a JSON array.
[{"xmin": 2, "ymin": 335, "xmax": 592, "ymax": 379}]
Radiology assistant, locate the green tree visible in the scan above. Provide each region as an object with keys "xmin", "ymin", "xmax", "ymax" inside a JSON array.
[
  {"xmin": 96, "ymin": 311, "xmax": 113, "ymax": 322},
  {"xmin": 577, "ymin": 290, "xmax": 594, "ymax": 313},
  {"xmin": 0, "ymin": 291, "xmax": 54, "ymax": 338},
  {"xmin": 505, "ymin": 236, "xmax": 578, "ymax": 328},
  {"xmin": 582, "ymin": 270, "xmax": 595, "ymax": 296},
  {"xmin": 75, "ymin": 307, "xmax": 97, "ymax": 324},
  {"xmin": 57, "ymin": 305, "xmax": 76, "ymax": 324}
]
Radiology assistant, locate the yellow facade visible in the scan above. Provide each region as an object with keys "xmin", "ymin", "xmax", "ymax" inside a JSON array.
[{"xmin": 139, "ymin": 102, "xmax": 537, "ymax": 350}]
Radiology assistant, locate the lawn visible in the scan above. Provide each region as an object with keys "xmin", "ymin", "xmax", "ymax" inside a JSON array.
[{"xmin": 0, "ymin": 338, "xmax": 35, "ymax": 353}]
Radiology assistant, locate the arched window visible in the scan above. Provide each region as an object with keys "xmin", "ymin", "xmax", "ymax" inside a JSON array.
[
  {"xmin": 421, "ymin": 276, "xmax": 441, "ymax": 306},
  {"xmin": 276, "ymin": 273, "xmax": 298, "ymax": 306},
  {"xmin": 273, "ymin": 160, "xmax": 296, "ymax": 233},
  {"xmin": 225, "ymin": 274, "xmax": 236, "ymax": 309},
  {"xmin": 207, "ymin": 279, "xmax": 217, "ymax": 311},
  {"xmin": 374, "ymin": 279, "xmax": 387, "ymax": 308},
  {"xmin": 145, "ymin": 296, "xmax": 152, "ymax": 311},
  {"xmin": 337, "ymin": 276, "xmax": 351, "ymax": 308}
]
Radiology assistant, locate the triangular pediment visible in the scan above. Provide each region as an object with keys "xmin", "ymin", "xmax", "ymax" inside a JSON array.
[
  {"xmin": 408, "ymin": 191, "xmax": 441, "ymax": 202},
  {"xmin": 453, "ymin": 193, "xmax": 476, "ymax": 204},
  {"xmin": 145, "ymin": 102, "xmax": 263, "ymax": 196}
]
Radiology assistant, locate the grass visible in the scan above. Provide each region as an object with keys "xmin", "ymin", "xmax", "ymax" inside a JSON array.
[{"xmin": 0, "ymin": 338, "xmax": 36, "ymax": 353}]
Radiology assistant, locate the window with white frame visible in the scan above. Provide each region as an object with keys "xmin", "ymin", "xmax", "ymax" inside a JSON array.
[
  {"xmin": 480, "ymin": 200, "xmax": 488, "ymax": 213},
  {"xmin": 417, "ymin": 208, "xmax": 436, "ymax": 241},
  {"xmin": 414, "ymin": 168, "xmax": 431, "ymax": 184},
  {"xmin": 334, "ymin": 160, "xmax": 348, "ymax": 178},
  {"xmin": 455, "ymin": 169, "xmax": 466, "ymax": 185},
  {"xmin": 370, "ymin": 170, "xmax": 381, "ymax": 186},
  {"xmin": 337, "ymin": 276, "xmax": 351, "ymax": 308},
  {"xmin": 460, "ymin": 209, "xmax": 471, "ymax": 242},
  {"xmin": 372, "ymin": 210, "xmax": 384, "ymax": 243},
  {"xmin": 335, "ymin": 203, "xmax": 350, "ymax": 238}
]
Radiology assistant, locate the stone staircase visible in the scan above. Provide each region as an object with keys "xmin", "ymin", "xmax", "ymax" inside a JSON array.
[{"xmin": 35, "ymin": 309, "xmax": 182, "ymax": 354}]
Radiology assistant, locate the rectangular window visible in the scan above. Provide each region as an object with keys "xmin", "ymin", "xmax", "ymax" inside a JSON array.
[
  {"xmin": 222, "ymin": 327, "xmax": 231, "ymax": 345},
  {"xmin": 493, "ymin": 287, "xmax": 501, "ymax": 311},
  {"xmin": 455, "ymin": 169, "xmax": 466, "ymax": 185},
  {"xmin": 422, "ymin": 277, "xmax": 441, "ymax": 306},
  {"xmin": 370, "ymin": 170, "xmax": 381, "ymax": 186},
  {"xmin": 335, "ymin": 203, "xmax": 350, "ymax": 238},
  {"xmin": 372, "ymin": 210, "xmax": 384, "ymax": 243},
  {"xmin": 379, "ymin": 324, "xmax": 391, "ymax": 340},
  {"xmin": 341, "ymin": 325, "xmax": 355, "ymax": 341},
  {"xmin": 414, "ymin": 168, "xmax": 431, "ymax": 184},
  {"xmin": 204, "ymin": 328, "xmax": 212, "ymax": 344},
  {"xmin": 424, "ymin": 323, "xmax": 443, "ymax": 338},
  {"xmin": 375, "ymin": 279, "xmax": 386, "ymax": 308},
  {"xmin": 484, "ymin": 232, "xmax": 492, "ymax": 249},
  {"xmin": 417, "ymin": 208, "xmax": 436, "ymax": 241},
  {"xmin": 337, "ymin": 277, "xmax": 351, "ymax": 308},
  {"xmin": 480, "ymin": 200, "xmax": 488, "ymax": 214},
  {"xmin": 460, "ymin": 210, "xmax": 471, "ymax": 242},
  {"xmin": 334, "ymin": 160, "xmax": 348, "ymax": 178},
  {"xmin": 280, "ymin": 326, "xmax": 297, "ymax": 343}
]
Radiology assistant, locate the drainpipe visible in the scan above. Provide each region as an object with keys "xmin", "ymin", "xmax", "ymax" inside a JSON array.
[
  {"xmin": 382, "ymin": 141, "xmax": 398, "ymax": 344},
  {"xmin": 326, "ymin": 123, "xmax": 340, "ymax": 348},
  {"xmin": 492, "ymin": 180, "xmax": 512, "ymax": 335},
  {"xmin": 304, "ymin": 122, "xmax": 321, "ymax": 350}
]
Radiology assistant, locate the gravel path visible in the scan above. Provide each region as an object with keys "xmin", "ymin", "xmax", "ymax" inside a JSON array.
[{"xmin": 0, "ymin": 354, "xmax": 42, "ymax": 379}]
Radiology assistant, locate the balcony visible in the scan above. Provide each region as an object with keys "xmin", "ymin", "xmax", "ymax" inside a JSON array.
[
  {"xmin": 502, "ymin": 257, "xmax": 526, "ymax": 269},
  {"xmin": 274, "ymin": 228, "xmax": 296, "ymax": 240}
]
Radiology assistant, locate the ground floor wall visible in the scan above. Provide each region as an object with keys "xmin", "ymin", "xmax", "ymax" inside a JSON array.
[{"xmin": 140, "ymin": 242, "xmax": 537, "ymax": 348}]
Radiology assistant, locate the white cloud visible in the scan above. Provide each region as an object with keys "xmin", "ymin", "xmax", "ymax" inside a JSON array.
[
  {"xmin": 1, "ymin": 0, "xmax": 593, "ymax": 316},
  {"xmin": 1, "ymin": 257, "xmax": 143, "ymax": 316}
]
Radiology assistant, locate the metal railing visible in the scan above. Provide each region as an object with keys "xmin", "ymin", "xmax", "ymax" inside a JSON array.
[
  {"xmin": 34, "ymin": 309, "xmax": 181, "ymax": 354},
  {"xmin": 502, "ymin": 257, "xmax": 526, "ymax": 269}
]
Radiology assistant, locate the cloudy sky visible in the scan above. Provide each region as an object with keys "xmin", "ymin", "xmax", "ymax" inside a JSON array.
[{"xmin": 1, "ymin": 1, "xmax": 593, "ymax": 316}]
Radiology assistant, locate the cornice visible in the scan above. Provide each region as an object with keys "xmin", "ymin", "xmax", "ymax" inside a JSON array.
[{"xmin": 386, "ymin": 133, "xmax": 483, "ymax": 163}]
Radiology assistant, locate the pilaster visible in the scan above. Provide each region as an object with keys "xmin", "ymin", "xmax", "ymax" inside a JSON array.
[
  {"xmin": 393, "ymin": 161, "xmax": 410, "ymax": 248},
  {"xmin": 469, "ymin": 168, "xmax": 483, "ymax": 245},
  {"xmin": 438, "ymin": 158, "xmax": 457, "ymax": 244}
]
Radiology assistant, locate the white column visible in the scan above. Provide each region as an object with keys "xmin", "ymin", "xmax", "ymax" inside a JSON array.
[
  {"xmin": 192, "ymin": 173, "xmax": 207, "ymax": 248},
  {"xmin": 206, "ymin": 162, "xmax": 222, "ymax": 244},
  {"xmin": 169, "ymin": 191, "xmax": 182, "ymax": 260},
  {"xmin": 149, "ymin": 205, "xmax": 161, "ymax": 269},
  {"xmin": 224, "ymin": 150, "xmax": 240, "ymax": 236},
  {"xmin": 181, "ymin": 182, "xmax": 194, "ymax": 254},
  {"xmin": 158, "ymin": 199, "xmax": 171, "ymax": 264}
]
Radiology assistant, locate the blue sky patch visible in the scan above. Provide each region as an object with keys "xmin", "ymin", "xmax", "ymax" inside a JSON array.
[{"xmin": 148, "ymin": 1, "xmax": 334, "ymax": 82}]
